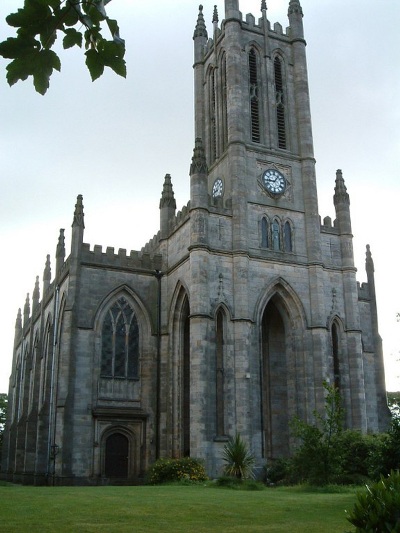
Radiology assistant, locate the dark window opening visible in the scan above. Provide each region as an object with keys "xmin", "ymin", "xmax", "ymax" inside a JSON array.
[
  {"xmin": 249, "ymin": 49, "xmax": 260, "ymax": 143},
  {"xmin": 274, "ymin": 57, "xmax": 286, "ymax": 149}
]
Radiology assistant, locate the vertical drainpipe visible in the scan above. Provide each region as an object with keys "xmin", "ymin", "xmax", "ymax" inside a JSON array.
[{"xmin": 155, "ymin": 270, "xmax": 163, "ymax": 459}]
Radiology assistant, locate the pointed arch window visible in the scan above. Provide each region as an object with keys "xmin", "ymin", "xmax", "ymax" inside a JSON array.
[
  {"xmin": 101, "ymin": 297, "xmax": 139, "ymax": 379},
  {"xmin": 221, "ymin": 54, "xmax": 228, "ymax": 153},
  {"xmin": 331, "ymin": 322, "xmax": 340, "ymax": 390},
  {"xmin": 274, "ymin": 57, "xmax": 286, "ymax": 149},
  {"xmin": 209, "ymin": 68, "xmax": 217, "ymax": 163},
  {"xmin": 284, "ymin": 221, "xmax": 293, "ymax": 252},
  {"xmin": 216, "ymin": 309, "xmax": 225, "ymax": 437},
  {"xmin": 261, "ymin": 217, "xmax": 269, "ymax": 248},
  {"xmin": 249, "ymin": 49, "xmax": 260, "ymax": 143},
  {"xmin": 272, "ymin": 219, "xmax": 281, "ymax": 251}
]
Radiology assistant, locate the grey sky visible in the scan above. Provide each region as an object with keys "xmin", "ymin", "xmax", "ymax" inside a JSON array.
[{"xmin": 0, "ymin": 0, "xmax": 399, "ymax": 392}]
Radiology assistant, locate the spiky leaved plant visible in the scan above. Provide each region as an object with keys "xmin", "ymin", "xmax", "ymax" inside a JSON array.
[{"xmin": 221, "ymin": 433, "xmax": 255, "ymax": 480}]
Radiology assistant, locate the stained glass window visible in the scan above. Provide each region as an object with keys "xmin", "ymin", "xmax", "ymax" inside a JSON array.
[{"xmin": 101, "ymin": 297, "xmax": 139, "ymax": 379}]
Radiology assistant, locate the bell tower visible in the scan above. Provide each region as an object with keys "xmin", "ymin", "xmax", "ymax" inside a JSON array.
[{"xmin": 193, "ymin": 0, "xmax": 321, "ymax": 262}]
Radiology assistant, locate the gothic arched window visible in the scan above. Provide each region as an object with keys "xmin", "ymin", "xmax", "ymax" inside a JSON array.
[
  {"xmin": 221, "ymin": 53, "xmax": 228, "ymax": 153},
  {"xmin": 261, "ymin": 217, "xmax": 269, "ymax": 248},
  {"xmin": 331, "ymin": 322, "xmax": 340, "ymax": 390},
  {"xmin": 272, "ymin": 219, "xmax": 281, "ymax": 251},
  {"xmin": 209, "ymin": 68, "xmax": 217, "ymax": 163},
  {"xmin": 101, "ymin": 297, "xmax": 139, "ymax": 379},
  {"xmin": 216, "ymin": 309, "xmax": 225, "ymax": 437},
  {"xmin": 249, "ymin": 49, "xmax": 260, "ymax": 143},
  {"xmin": 274, "ymin": 57, "xmax": 286, "ymax": 149},
  {"xmin": 284, "ymin": 221, "xmax": 293, "ymax": 252}
]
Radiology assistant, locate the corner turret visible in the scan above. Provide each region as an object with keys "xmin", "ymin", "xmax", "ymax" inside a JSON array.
[
  {"xmin": 333, "ymin": 169, "xmax": 352, "ymax": 234},
  {"xmin": 193, "ymin": 5, "xmax": 208, "ymax": 64},
  {"xmin": 159, "ymin": 174, "xmax": 177, "ymax": 239},
  {"xmin": 71, "ymin": 195, "xmax": 84, "ymax": 259},
  {"xmin": 333, "ymin": 169, "xmax": 354, "ymax": 268},
  {"xmin": 225, "ymin": 0, "xmax": 240, "ymax": 20},
  {"xmin": 288, "ymin": 0, "xmax": 304, "ymax": 40}
]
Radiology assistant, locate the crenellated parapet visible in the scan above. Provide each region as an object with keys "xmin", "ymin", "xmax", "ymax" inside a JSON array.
[{"xmin": 81, "ymin": 243, "xmax": 163, "ymax": 272}]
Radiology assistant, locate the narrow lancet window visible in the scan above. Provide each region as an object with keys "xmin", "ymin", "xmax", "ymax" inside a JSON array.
[
  {"xmin": 216, "ymin": 310, "xmax": 225, "ymax": 436},
  {"xmin": 274, "ymin": 57, "xmax": 286, "ymax": 149},
  {"xmin": 332, "ymin": 322, "xmax": 340, "ymax": 390},
  {"xmin": 209, "ymin": 69, "xmax": 217, "ymax": 162},
  {"xmin": 272, "ymin": 219, "xmax": 281, "ymax": 251},
  {"xmin": 261, "ymin": 217, "xmax": 269, "ymax": 248},
  {"xmin": 221, "ymin": 54, "xmax": 228, "ymax": 153},
  {"xmin": 249, "ymin": 49, "xmax": 260, "ymax": 143},
  {"xmin": 284, "ymin": 221, "xmax": 292, "ymax": 252}
]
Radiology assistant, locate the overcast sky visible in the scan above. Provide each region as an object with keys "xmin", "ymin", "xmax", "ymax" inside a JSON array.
[{"xmin": 0, "ymin": 0, "xmax": 399, "ymax": 394}]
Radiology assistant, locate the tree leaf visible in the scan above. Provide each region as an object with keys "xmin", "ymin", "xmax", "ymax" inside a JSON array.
[
  {"xmin": 32, "ymin": 49, "xmax": 61, "ymax": 94},
  {"xmin": 0, "ymin": 36, "xmax": 39, "ymax": 60},
  {"xmin": 6, "ymin": 57, "xmax": 33, "ymax": 86},
  {"xmin": 85, "ymin": 48, "xmax": 104, "ymax": 81},
  {"xmin": 63, "ymin": 28, "xmax": 83, "ymax": 49}
]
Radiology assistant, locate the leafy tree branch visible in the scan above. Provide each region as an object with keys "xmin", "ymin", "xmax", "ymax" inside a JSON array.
[{"xmin": 0, "ymin": 0, "xmax": 126, "ymax": 95}]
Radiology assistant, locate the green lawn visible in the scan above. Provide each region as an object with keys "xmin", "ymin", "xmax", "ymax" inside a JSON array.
[{"xmin": 0, "ymin": 483, "xmax": 358, "ymax": 532}]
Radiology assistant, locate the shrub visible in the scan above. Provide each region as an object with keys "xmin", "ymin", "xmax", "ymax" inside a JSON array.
[
  {"xmin": 221, "ymin": 433, "xmax": 255, "ymax": 480},
  {"xmin": 264, "ymin": 458, "xmax": 292, "ymax": 485},
  {"xmin": 146, "ymin": 457, "xmax": 207, "ymax": 485},
  {"xmin": 345, "ymin": 470, "xmax": 400, "ymax": 532},
  {"xmin": 214, "ymin": 476, "xmax": 265, "ymax": 491}
]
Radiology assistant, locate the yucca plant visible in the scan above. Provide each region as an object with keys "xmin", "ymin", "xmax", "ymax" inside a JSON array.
[
  {"xmin": 345, "ymin": 470, "xmax": 400, "ymax": 532},
  {"xmin": 221, "ymin": 433, "xmax": 255, "ymax": 480}
]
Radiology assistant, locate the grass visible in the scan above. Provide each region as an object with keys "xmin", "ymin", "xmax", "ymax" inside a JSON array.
[{"xmin": 0, "ymin": 482, "xmax": 358, "ymax": 532}]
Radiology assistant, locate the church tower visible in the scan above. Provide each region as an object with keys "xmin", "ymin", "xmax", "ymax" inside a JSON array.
[{"xmin": 188, "ymin": 0, "xmax": 388, "ymax": 469}]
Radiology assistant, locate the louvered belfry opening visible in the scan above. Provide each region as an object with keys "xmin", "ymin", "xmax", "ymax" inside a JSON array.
[
  {"xmin": 274, "ymin": 57, "xmax": 286, "ymax": 149},
  {"xmin": 249, "ymin": 49, "xmax": 260, "ymax": 143}
]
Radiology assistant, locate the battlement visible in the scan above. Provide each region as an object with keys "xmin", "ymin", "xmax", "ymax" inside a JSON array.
[
  {"xmin": 204, "ymin": 12, "xmax": 290, "ymax": 56},
  {"xmin": 320, "ymin": 215, "xmax": 339, "ymax": 234},
  {"xmin": 81, "ymin": 243, "xmax": 163, "ymax": 271}
]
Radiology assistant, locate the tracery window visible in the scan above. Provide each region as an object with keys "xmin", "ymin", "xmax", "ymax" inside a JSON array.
[
  {"xmin": 101, "ymin": 297, "xmax": 139, "ymax": 379},
  {"xmin": 274, "ymin": 57, "xmax": 286, "ymax": 149},
  {"xmin": 249, "ymin": 49, "xmax": 260, "ymax": 143}
]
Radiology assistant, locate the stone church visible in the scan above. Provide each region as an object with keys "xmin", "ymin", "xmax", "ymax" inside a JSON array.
[{"xmin": 1, "ymin": 0, "xmax": 389, "ymax": 485}]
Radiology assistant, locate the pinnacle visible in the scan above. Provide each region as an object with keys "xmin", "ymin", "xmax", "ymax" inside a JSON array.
[
  {"xmin": 72, "ymin": 195, "xmax": 85, "ymax": 229},
  {"xmin": 190, "ymin": 137, "xmax": 208, "ymax": 176},
  {"xmin": 194, "ymin": 4, "xmax": 208, "ymax": 39},
  {"xmin": 160, "ymin": 174, "xmax": 177, "ymax": 209},
  {"xmin": 288, "ymin": 0, "xmax": 303, "ymax": 16},
  {"xmin": 213, "ymin": 5, "xmax": 219, "ymax": 24}
]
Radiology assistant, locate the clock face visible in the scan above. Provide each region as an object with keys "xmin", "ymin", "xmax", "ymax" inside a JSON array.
[
  {"xmin": 262, "ymin": 169, "xmax": 286, "ymax": 195},
  {"xmin": 212, "ymin": 178, "xmax": 224, "ymax": 198}
]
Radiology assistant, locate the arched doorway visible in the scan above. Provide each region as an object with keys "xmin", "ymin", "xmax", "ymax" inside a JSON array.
[
  {"xmin": 104, "ymin": 433, "xmax": 129, "ymax": 478},
  {"xmin": 261, "ymin": 298, "xmax": 289, "ymax": 459}
]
